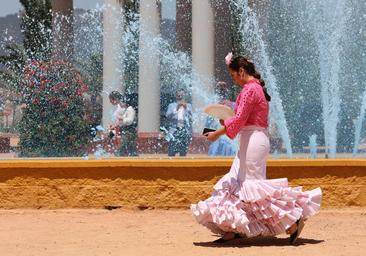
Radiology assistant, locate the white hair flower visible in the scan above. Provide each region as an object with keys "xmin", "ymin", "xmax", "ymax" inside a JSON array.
[{"xmin": 225, "ymin": 52, "xmax": 233, "ymax": 66}]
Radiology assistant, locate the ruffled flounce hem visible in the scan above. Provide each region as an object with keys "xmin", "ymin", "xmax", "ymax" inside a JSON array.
[{"xmin": 190, "ymin": 177, "xmax": 322, "ymax": 237}]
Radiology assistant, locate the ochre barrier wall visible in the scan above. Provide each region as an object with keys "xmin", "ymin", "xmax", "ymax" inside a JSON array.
[{"xmin": 0, "ymin": 159, "xmax": 364, "ymax": 208}]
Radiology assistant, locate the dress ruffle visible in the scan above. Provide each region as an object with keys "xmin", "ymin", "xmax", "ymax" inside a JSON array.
[{"xmin": 191, "ymin": 177, "xmax": 322, "ymax": 237}]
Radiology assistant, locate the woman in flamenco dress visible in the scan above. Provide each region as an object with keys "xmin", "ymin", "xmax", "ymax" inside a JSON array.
[{"xmin": 191, "ymin": 53, "xmax": 322, "ymax": 244}]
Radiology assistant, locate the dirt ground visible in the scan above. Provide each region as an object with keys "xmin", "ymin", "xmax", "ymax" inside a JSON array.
[{"xmin": 0, "ymin": 208, "xmax": 364, "ymax": 256}]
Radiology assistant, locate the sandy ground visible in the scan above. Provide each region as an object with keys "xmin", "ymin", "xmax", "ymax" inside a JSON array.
[{"xmin": 0, "ymin": 208, "xmax": 365, "ymax": 256}]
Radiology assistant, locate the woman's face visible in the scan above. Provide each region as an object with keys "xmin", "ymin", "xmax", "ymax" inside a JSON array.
[
  {"xmin": 109, "ymin": 97, "xmax": 118, "ymax": 106},
  {"xmin": 229, "ymin": 68, "xmax": 246, "ymax": 86},
  {"xmin": 176, "ymin": 91, "xmax": 185, "ymax": 101}
]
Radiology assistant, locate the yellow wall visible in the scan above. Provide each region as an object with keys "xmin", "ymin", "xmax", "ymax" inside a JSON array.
[{"xmin": 0, "ymin": 159, "xmax": 364, "ymax": 208}]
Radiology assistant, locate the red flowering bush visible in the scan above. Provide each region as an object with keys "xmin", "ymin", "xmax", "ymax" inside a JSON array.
[{"xmin": 19, "ymin": 60, "xmax": 89, "ymax": 157}]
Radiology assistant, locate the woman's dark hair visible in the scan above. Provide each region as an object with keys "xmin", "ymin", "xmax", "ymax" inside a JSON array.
[
  {"xmin": 109, "ymin": 91, "xmax": 122, "ymax": 101},
  {"xmin": 228, "ymin": 56, "xmax": 271, "ymax": 101},
  {"xmin": 109, "ymin": 91, "xmax": 136, "ymax": 107}
]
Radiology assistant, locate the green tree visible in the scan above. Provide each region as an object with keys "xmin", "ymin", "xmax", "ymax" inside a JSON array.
[
  {"xmin": 20, "ymin": 0, "xmax": 52, "ymax": 60},
  {"xmin": 20, "ymin": 60, "xmax": 89, "ymax": 157},
  {"xmin": 0, "ymin": 0, "xmax": 52, "ymax": 93},
  {"xmin": 78, "ymin": 53, "xmax": 103, "ymax": 96},
  {"xmin": 123, "ymin": 1, "xmax": 140, "ymax": 95},
  {"xmin": 1, "ymin": 0, "xmax": 90, "ymax": 157},
  {"xmin": 0, "ymin": 44, "xmax": 27, "ymax": 92}
]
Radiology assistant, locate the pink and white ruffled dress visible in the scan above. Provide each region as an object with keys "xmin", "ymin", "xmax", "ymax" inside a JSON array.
[{"xmin": 191, "ymin": 80, "xmax": 322, "ymax": 237}]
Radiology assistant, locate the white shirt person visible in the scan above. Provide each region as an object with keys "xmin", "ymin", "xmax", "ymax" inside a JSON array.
[
  {"xmin": 109, "ymin": 91, "xmax": 138, "ymax": 156},
  {"xmin": 165, "ymin": 89, "xmax": 192, "ymax": 156}
]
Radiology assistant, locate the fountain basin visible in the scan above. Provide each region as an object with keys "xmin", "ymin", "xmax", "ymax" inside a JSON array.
[{"xmin": 0, "ymin": 159, "xmax": 364, "ymax": 208}]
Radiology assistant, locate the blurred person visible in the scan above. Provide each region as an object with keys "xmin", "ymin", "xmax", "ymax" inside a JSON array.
[
  {"xmin": 84, "ymin": 92, "xmax": 103, "ymax": 138},
  {"xmin": 165, "ymin": 89, "xmax": 192, "ymax": 156},
  {"xmin": 206, "ymin": 81, "xmax": 237, "ymax": 156},
  {"xmin": 109, "ymin": 91, "xmax": 138, "ymax": 156}
]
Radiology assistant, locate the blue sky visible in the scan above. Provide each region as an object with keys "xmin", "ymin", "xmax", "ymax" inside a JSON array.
[{"xmin": 0, "ymin": 0, "xmax": 176, "ymax": 19}]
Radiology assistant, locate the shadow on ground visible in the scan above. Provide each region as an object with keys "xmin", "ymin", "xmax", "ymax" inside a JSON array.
[{"xmin": 194, "ymin": 236, "xmax": 325, "ymax": 248}]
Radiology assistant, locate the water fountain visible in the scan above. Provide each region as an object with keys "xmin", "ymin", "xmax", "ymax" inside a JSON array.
[
  {"xmin": 0, "ymin": 0, "xmax": 366, "ymax": 158},
  {"xmin": 306, "ymin": 0, "xmax": 349, "ymax": 158},
  {"xmin": 1, "ymin": 1, "xmax": 221, "ymax": 158},
  {"xmin": 230, "ymin": 0, "xmax": 366, "ymax": 158},
  {"xmin": 230, "ymin": 0, "xmax": 293, "ymax": 158},
  {"xmin": 309, "ymin": 134, "xmax": 317, "ymax": 159},
  {"xmin": 353, "ymin": 90, "xmax": 366, "ymax": 156}
]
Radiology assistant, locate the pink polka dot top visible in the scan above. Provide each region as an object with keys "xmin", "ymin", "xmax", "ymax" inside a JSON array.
[{"xmin": 224, "ymin": 79, "xmax": 269, "ymax": 139}]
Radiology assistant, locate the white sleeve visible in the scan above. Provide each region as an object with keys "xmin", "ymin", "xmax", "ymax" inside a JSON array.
[
  {"xmin": 121, "ymin": 106, "xmax": 135, "ymax": 126},
  {"xmin": 113, "ymin": 107, "xmax": 124, "ymax": 127},
  {"xmin": 166, "ymin": 103, "xmax": 177, "ymax": 118}
]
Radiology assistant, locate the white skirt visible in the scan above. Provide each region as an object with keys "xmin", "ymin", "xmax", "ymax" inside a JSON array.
[{"xmin": 191, "ymin": 126, "xmax": 322, "ymax": 237}]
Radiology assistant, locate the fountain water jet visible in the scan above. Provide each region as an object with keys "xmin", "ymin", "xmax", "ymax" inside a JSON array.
[
  {"xmin": 306, "ymin": 0, "xmax": 350, "ymax": 158},
  {"xmin": 353, "ymin": 89, "xmax": 366, "ymax": 156},
  {"xmin": 230, "ymin": 0, "xmax": 293, "ymax": 157}
]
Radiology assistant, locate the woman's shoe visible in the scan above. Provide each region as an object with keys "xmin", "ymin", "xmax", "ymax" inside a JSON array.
[
  {"xmin": 213, "ymin": 233, "xmax": 241, "ymax": 244},
  {"xmin": 213, "ymin": 237, "xmax": 230, "ymax": 244},
  {"xmin": 290, "ymin": 217, "xmax": 305, "ymax": 245}
]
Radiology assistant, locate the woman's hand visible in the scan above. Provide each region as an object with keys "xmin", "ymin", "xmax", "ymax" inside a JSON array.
[
  {"xmin": 205, "ymin": 126, "xmax": 226, "ymax": 142},
  {"xmin": 177, "ymin": 101, "xmax": 187, "ymax": 110},
  {"xmin": 205, "ymin": 131, "xmax": 220, "ymax": 142}
]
